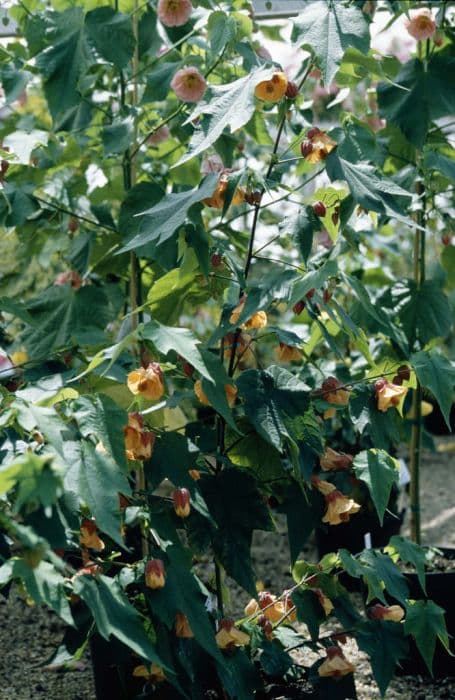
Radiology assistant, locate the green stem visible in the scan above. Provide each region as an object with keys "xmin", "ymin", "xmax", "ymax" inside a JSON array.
[{"xmin": 215, "ymin": 560, "xmax": 224, "ymax": 617}]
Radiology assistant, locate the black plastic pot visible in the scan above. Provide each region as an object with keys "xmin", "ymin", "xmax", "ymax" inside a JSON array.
[
  {"xmin": 315, "ymin": 509, "xmax": 404, "ymax": 557},
  {"xmin": 396, "ymin": 547, "xmax": 455, "ymax": 677}
]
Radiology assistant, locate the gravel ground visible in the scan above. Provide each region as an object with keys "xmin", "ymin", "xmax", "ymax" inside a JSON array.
[{"xmin": 0, "ymin": 438, "xmax": 454, "ymax": 699}]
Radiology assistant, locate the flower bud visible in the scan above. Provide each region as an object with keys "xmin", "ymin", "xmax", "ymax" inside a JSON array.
[
  {"xmin": 145, "ymin": 559, "xmax": 166, "ymax": 589},
  {"xmin": 300, "ymin": 139, "xmax": 313, "ymax": 158},
  {"xmin": 441, "ymin": 233, "xmax": 450, "ymax": 246},
  {"xmin": 285, "ymin": 81, "xmax": 299, "ymax": 99},
  {"xmin": 369, "ymin": 603, "xmax": 404, "ymax": 622},
  {"xmin": 313, "ymin": 201, "xmax": 326, "ymax": 218},
  {"xmin": 68, "ymin": 219, "xmax": 79, "ymax": 233},
  {"xmin": 173, "ymin": 487, "xmax": 191, "ymax": 518},
  {"xmin": 292, "ymin": 300, "xmax": 306, "ymax": 315}
]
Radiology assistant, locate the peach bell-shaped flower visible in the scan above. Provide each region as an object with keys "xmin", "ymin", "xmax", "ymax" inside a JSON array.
[
  {"xmin": 230, "ymin": 296, "xmax": 268, "ymax": 330},
  {"xmin": 369, "ymin": 603, "xmax": 405, "ymax": 622},
  {"xmin": 254, "ymin": 72, "xmax": 288, "ymax": 103},
  {"xmin": 127, "ymin": 362, "xmax": 165, "ymax": 401},
  {"xmin": 322, "ymin": 490, "xmax": 361, "ymax": 526},
  {"xmin": 124, "ymin": 412, "xmax": 155, "ymax": 461},
  {"xmin": 145, "ymin": 559, "xmax": 166, "ymax": 589},
  {"xmin": 318, "ymin": 646, "xmax": 355, "ymax": 678},
  {"xmin": 320, "ymin": 447, "xmax": 353, "ymax": 472},
  {"xmin": 275, "ymin": 343, "xmax": 302, "ymax": 363},
  {"xmin": 216, "ymin": 618, "xmax": 250, "ymax": 650},
  {"xmin": 175, "ymin": 612, "xmax": 194, "ymax": 638},
  {"xmin": 133, "ymin": 663, "xmax": 166, "ymax": 682},
  {"xmin": 171, "ymin": 66, "xmax": 206, "ymax": 102},
  {"xmin": 375, "ymin": 378, "xmax": 408, "ymax": 412},
  {"xmin": 80, "ymin": 519, "xmax": 105, "ymax": 552},
  {"xmin": 319, "ymin": 376, "xmax": 350, "ymax": 419},
  {"xmin": 157, "ymin": 0, "xmax": 192, "ymax": 27},
  {"xmin": 194, "ymin": 379, "xmax": 238, "ymax": 408},
  {"xmin": 405, "ymin": 8, "xmax": 437, "ymax": 41}
]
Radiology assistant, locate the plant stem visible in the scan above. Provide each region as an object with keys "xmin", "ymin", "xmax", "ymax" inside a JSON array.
[{"xmin": 215, "ymin": 559, "xmax": 224, "ymax": 617}]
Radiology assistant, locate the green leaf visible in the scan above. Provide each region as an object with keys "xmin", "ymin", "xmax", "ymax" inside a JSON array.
[
  {"xmin": 352, "ymin": 449, "xmax": 399, "ymax": 526},
  {"xmin": 277, "ymin": 482, "xmax": 317, "ymax": 565},
  {"xmin": 85, "ymin": 7, "xmax": 135, "ymax": 69},
  {"xmin": 292, "ymin": 588, "xmax": 326, "ymax": 641},
  {"xmin": 411, "ymin": 350, "xmax": 455, "ymax": 430},
  {"xmin": 147, "ymin": 431, "xmax": 199, "ymax": 490},
  {"xmin": 79, "ymin": 441, "xmax": 130, "ymax": 548},
  {"xmin": 404, "ymin": 599, "xmax": 450, "ymax": 675},
  {"xmin": 425, "ymin": 150, "xmax": 455, "ymax": 182},
  {"xmin": 72, "ymin": 395, "xmax": 128, "ymax": 472},
  {"xmin": 290, "ymin": 260, "xmax": 338, "ymax": 305},
  {"xmin": 140, "ymin": 319, "xmax": 212, "ymax": 382},
  {"xmin": 2, "ymin": 453, "xmax": 61, "ymax": 513},
  {"xmin": 0, "ymin": 63, "xmax": 32, "ymax": 105},
  {"xmin": 142, "ymin": 61, "xmax": 180, "ymax": 102},
  {"xmin": 356, "ymin": 620, "xmax": 408, "ymax": 697},
  {"xmin": 35, "ymin": 8, "xmax": 92, "ymax": 127},
  {"xmin": 176, "ymin": 67, "xmax": 271, "ymax": 166},
  {"xmin": 377, "ymin": 56, "xmax": 455, "ymax": 148},
  {"xmin": 226, "ymin": 419, "xmax": 283, "ymax": 483},
  {"xmin": 0, "ymin": 296, "xmax": 35, "ymax": 325},
  {"xmin": 236, "ymin": 366, "xmax": 310, "ymax": 450},
  {"xmin": 280, "ymin": 206, "xmax": 317, "ymax": 264},
  {"xmin": 338, "ymin": 549, "xmax": 409, "ymax": 604},
  {"xmin": 12, "ymin": 559, "xmax": 73, "ymax": 626},
  {"xmin": 208, "ymin": 11, "xmax": 237, "ymax": 56},
  {"xmin": 292, "ymin": 0, "xmax": 369, "ymax": 86},
  {"xmin": 385, "ymin": 535, "xmax": 426, "ymax": 595},
  {"xmin": 102, "ymin": 117, "xmax": 134, "ymax": 155},
  {"xmin": 325, "ymin": 156, "xmax": 412, "ymax": 220},
  {"xmin": 394, "ymin": 280, "xmax": 452, "ymax": 346},
  {"xmin": 145, "ymin": 259, "xmax": 210, "ymax": 324},
  {"xmin": 199, "ymin": 468, "xmax": 273, "ymax": 595},
  {"xmin": 117, "ymin": 175, "xmax": 218, "ymax": 252},
  {"xmin": 3, "ymin": 129, "xmax": 48, "ymax": 164},
  {"xmin": 73, "ymin": 574, "xmax": 164, "ymax": 666}
]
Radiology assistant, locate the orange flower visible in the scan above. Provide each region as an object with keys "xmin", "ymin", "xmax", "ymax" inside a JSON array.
[
  {"xmin": 173, "ymin": 488, "xmax": 191, "ymax": 518},
  {"xmin": 375, "ymin": 379, "xmax": 408, "ymax": 412},
  {"xmin": 145, "ymin": 559, "xmax": 166, "ymax": 589},
  {"xmin": 313, "ymin": 587, "xmax": 334, "ymax": 616},
  {"xmin": 320, "ymin": 447, "xmax": 353, "ymax": 472},
  {"xmin": 157, "ymin": 0, "xmax": 192, "ymax": 27},
  {"xmin": 318, "ymin": 646, "xmax": 355, "ymax": 678},
  {"xmin": 124, "ymin": 412, "xmax": 155, "ymax": 461},
  {"xmin": 319, "ymin": 376, "xmax": 350, "ymax": 419},
  {"xmin": 203, "ymin": 173, "xmax": 245, "ymax": 209},
  {"xmin": 275, "ymin": 343, "xmax": 302, "ymax": 363},
  {"xmin": 80, "ymin": 519, "xmax": 105, "ymax": 552},
  {"xmin": 175, "ymin": 612, "xmax": 194, "ymax": 638},
  {"xmin": 369, "ymin": 604, "xmax": 404, "ymax": 622},
  {"xmin": 127, "ymin": 362, "xmax": 165, "ymax": 401},
  {"xmin": 133, "ymin": 664, "xmax": 166, "ymax": 682},
  {"xmin": 244, "ymin": 591, "xmax": 296, "ymax": 624},
  {"xmin": 194, "ymin": 379, "xmax": 237, "ymax": 408},
  {"xmin": 188, "ymin": 469, "xmax": 201, "ymax": 481},
  {"xmin": 216, "ymin": 618, "xmax": 250, "ymax": 650},
  {"xmin": 223, "ymin": 332, "xmax": 255, "ymax": 367},
  {"xmin": 311, "ymin": 475, "xmax": 337, "ymax": 496},
  {"xmin": 322, "ymin": 490, "xmax": 361, "ymax": 526},
  {"xmin": 301, "ymin": 127, "xmax": 336, "ymax": 164},
  {"xmin": 405, "ymin": 8, "xmax": 436, "ymax": 40},
  {"xmin": 230, "ymin": 297, "xmax": 268, "ymax": 330},
  {"xmin": 254, "ymin": 72, "xmax": 288, "ymax": 103}
]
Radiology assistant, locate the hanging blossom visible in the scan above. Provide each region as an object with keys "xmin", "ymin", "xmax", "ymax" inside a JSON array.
[
  {"xmin": 157, "ymin": 0, "xmax": 192, "ymax": 27},
  {"xmin": 404, "ymin": 8, "xmax": 437, "ymax": 41},
  {"xmin": 171, "ymin": 67, "xmax": 206, "ymax": 102}
]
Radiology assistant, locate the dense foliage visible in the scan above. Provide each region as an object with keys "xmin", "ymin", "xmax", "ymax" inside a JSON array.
[{"xmin": 0, "ymin": 1, "xmax": 454, "ymax": 698}]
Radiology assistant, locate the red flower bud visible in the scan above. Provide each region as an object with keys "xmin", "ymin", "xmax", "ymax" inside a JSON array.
[
  {"xmin": 285, "ymin": 81, "xmax": 299, "ymax": 99},
  {"xmin": 305, "ymin": 288, "xmax": 316, "ymax": 300},
  {"xmin": 68, "ymin": 219, "xmax": 79, "ymax": 233},
  {"xmin": 300, "ymin": 139, "xmax": 313, "ymax": 158},
  {"xmin": 396, "ymin": 364, "xmax": 410, "ymax": 382},
  {"xmin": 293, "ymin": 300, "xmax": 306, "ymax": 315},
  {"xmin": 145, "ymin": 559, "xmax": 166, "ymax": 589},
  {"xmin": 323, "ymin": 289, "xmax": 332, "ymax": 304},
  {"xmin": 244, "ymin": 190, "xmax": 263, "ymax": 206},
  {"xmin": 173, "ymin": 487, "xmax": 191, "ymax": 518},
  {"xmin": 211, "ymin": 253, "xmax": 222, "ymax": 268},
  {"xmin": 441, "ymin": 234, "xmax": 450, "ymax": 246},
  {"xmin": 313, "ymin": 201, "xmax": 326, "ymax": 218}
]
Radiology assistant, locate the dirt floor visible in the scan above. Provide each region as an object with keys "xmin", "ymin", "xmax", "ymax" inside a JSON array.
[{"xmin": 0, "ymin": 437, "xmax": 454, "ymax": 700}]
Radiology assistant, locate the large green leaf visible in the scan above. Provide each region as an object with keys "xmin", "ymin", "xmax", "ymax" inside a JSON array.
[
  {"xmin": 236, "ymin": 366, "xmax": 311, "ymax": 450},
  {"xmin": 393, "ymin": 280, "xmax": 452, "ymax": 346},
  {"xmin": 199, "ymin": 468, "xmax": 273, "ymax": 595},
  {"xmin": 85, "ymin": 7, "xmax": 135, "ymax": 69},
  {"xmin": 352, "ymin": 449, "xmax": 399, "ymax": 526},
  {"xmin": 377, "ymin": 56, "xmax": 455, "ymax": 148},
  {"xmin": 117, "ymin": 175, "xmax": 218, "ymax": 252},
  {"xmin": 1, "ymin": 453, "xmax": 61, "ymax": 513},
  {"xmin": 72, "ymin": 395, "xmax": 128, "ymax": 471},
  {"xmin": 73, "ymin": 574, "xmax": 164, "ymax": 666},
  {"xmin": 411, "ymin": 350, "xmax": 455, "ymax": 430},
  {"xmin": 338, "ymin": 549, "xmax": 409, "ymax": 605},
  {"xmin": 404, "ymin": 599, "xmax": 450, "ymax": 674},
  {"xmin": 291, "ymin": 588, "xmax": 326, "ymax": 642},
  {"xmin": 279, "ymin": 206, "xmax": 318, "ymax": 265},
  {"xmin": 35, "ymin": 8, "xmax": 92, "ymax": 127},
  {"xmin": 12, "ymin": 559, "xmax": 73, "ymax": 626},
  {"xmin": 385, "ymin": 535, "xmax": 426, "ymax": 595},
  {"xmin": 78, "ymin": 441, "xmax": 130, "ymax": 548},
  {"xmin": 176, "ymin": 67, "xmax": 271, "ymax": 166},
  {"xmin": 277, "ymin": 482, "xmax": 317, "ymax": 565},
  {"xmin": 356, "ymin": 620, "xmax": 408, "ymax": 697},
  {"xmin": 326, "ymin": 156, "xmax": 412, "ymax": 220},
  {"xmin": 141, "ymin": 319, "xmax": 212, "ymax": 382},
  {"xmin": 207, "ymin": 11, "xmax": 237, "ymax": 56},
  {"xmin": 292, "ymin": 0, "xmax": 369, "ymax": 86}
]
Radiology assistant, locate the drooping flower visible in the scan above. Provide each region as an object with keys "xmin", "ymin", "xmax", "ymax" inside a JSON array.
[
  {"xmin": 124, "ymin": 412, "xmax": 155, "ymax": 461},
  {"xmin": 80, "ymin": 519, "xmax": 105, "ymax": 552},
  {"xmin": 127, "ymin": 362, "xmax": 165, "ymax": 401},
  {"xmin": 322, "ymin": 490, "xmax": 361, "ymax": 526},
  {"xmin": 175, "ymin": 612, "xmax": 194, "ymax": 638},
  {"xmin": 194, "ymin": 379, "xmax": 237, "ymax": 408},
  {"xmin": 157, "ymin": 0, "xmax": 192, "ymax": 27},
  {"xmin": 319, "ymin": 376, "xmax": 350, "ymax": 419},
  {"xmin": 404, "ymin": 8, "xmax": 436, "ymax": 41},
  {"xmin": 375, "ymin": 378, "xmax": 408, "ymax": 412},
  {"xmin": 311, "ymin": 475, "xmax": 337, "ymax": 497},
  {"xmin": 254, "ymin": 72, "xmax": 288, "ymax": 103},
  {"xmin": 406, "ymin": 400, "xmax": 433, "ymax": 419},
  {"xmin": 133, "ymin": 664, "xmax": 166, "ymax": 682},
  {"xmin": 275, "ymin": 343, "xmax": 302, "ymax": 363},
  {"xmin": 54, "ymin": 270, "xmax": 82, "ymax": 289},
  {"xmin": 369, "ymin": 604, "xmax": 405, "ymax": 622},
  {"xmin": 320, "ymin": 447, "xmax": 353, "ymax": 472},
  {"xmin": 173, "ymin": 487, "xmax": 191, "ymax": 518},
  {"xmin": 147, "ymin": 125, "xmax": 170, "ymax": 145},
  {"xmin": 203, "ymin": 172, "xmax": 245, "ymax": 209},
  {"xmin": 318, "ymin": 646, "xmax": 355, "ymax": 678},
  {"xmin": 244, "ymin": 590, "xmax": 296, "ymax": 624},
  {"xmin": 230, "ymin": 296, "xmax": 268, "ymax": 330},
  {"xmin": 171, "ymin": 67, "xmax": 206, "ymax": 102},
  {"xmin": 300, "ymin": 127, "xmax": 336, "ymax": 164},
  {"xmin": 216, "ymin": 618, "xmax": 250, "ymax": 650},
  {"xmin": 313, "ymin": 587, "xmax": 334, "ymax": 616},
  {"xmin": 145, "ymin": 559, "xmax": 166, "ymax": 589}
]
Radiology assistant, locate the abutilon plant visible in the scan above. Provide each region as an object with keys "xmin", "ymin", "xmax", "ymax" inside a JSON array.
[{"xmin": 0, "ymin": 1, "xmax": 453, "ymax": 699}]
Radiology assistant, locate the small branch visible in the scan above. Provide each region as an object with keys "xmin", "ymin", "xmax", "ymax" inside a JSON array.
[{"xmin": 33, "ymin": 195, "xmax": 117, "ymax": 233}]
